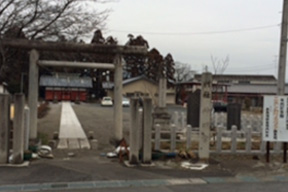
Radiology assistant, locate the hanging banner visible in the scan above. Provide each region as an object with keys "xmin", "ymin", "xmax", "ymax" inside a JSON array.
[{"xmin": 263, "ymin": 96, "xmax": 288, "ymax": 142}]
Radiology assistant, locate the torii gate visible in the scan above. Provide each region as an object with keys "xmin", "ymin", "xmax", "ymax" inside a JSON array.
[{"xmin": 2, "ymin": 39, "xmax": 147, "ymax": 141}]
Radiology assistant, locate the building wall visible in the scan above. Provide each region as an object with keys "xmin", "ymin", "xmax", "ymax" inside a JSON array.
[
  {"xmin": 107, "ymin": 79, "xmax": 175, "ymax": 105},
  {"xmin": 45, "ymin": 87, "xmax": 88, "ymax": 101}
]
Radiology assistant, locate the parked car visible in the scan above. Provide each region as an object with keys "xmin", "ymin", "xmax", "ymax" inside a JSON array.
[
  {"xmin": 101, "ymin": 96, "xmax": 113, "ymax": 106},
  {"xmin": 213, "ymin": 100, "xmax": 227, "ymax": 112},
  {"xmin": 122, "ymin": 97, "xmax": 130, "ymax": 107}
]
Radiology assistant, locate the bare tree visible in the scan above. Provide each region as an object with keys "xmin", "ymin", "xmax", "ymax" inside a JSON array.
[
  {"xmin": 0, "ymin": 1, "xmax": 110, "ymax": 92},
  {"xmin": 174, "ymin": 62, "xmax": 195, "ymax": 104},
  {"xmin": 174, "ymin": 62, "xmax": 195, "ymax": 83},
  {"xmin": 0, "ymin": 0, "xmax": 109, "ymax": 40},
  {"xmin": 211, "ymin": 55, "xmax": 229, "ymax": 74}
]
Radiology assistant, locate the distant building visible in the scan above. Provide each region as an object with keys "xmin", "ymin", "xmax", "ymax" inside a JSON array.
[
  {"xmin": 39, "ymin": 73, "xmax": 92, "ymax": 102},
  {"xmin": 181, "ymin": 74, "xmax": 280, "ymax": 108},
  {"xmin": 194, "ymin": 74, "xmax": 277, "ymax": 85},
  {"xmin": 105, "ymin": 75, "xmax": 175, "ymax": 105}
]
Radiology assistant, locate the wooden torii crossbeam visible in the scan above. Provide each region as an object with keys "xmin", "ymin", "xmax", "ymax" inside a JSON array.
[{"xmin": 1, "ymin": 38, "xmax": 147, "ymax": 141}]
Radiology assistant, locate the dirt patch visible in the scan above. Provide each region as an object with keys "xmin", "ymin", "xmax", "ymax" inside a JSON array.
[{"xmin": 37, "ymin": 103, "xmax": 61, "ymax": 142}]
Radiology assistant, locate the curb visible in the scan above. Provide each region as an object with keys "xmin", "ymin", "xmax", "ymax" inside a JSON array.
[{"xmin": 1, "ymin": 176, "xmax": 288, "ymax": 191}]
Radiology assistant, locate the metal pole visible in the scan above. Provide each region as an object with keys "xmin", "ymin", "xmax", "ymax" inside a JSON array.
[
  {"xmin": 266, "ymin": 141, "xmax": 270, "ymax": 163},
  {"xmin": 28, "ymin": 49, "xmax": 39, "ymax": 140},
  {"xmin": 284, "ymin": 142, "xmax": 287, "ymax": 163},
  {"xmin": 277, "ymin": 0, "xmax": 288, "ymax": 158},
  {"xmin": 113, "ymin": 54, "xmax": 123, "ymax": 141},
  {"xmin": 277, "ymin": 0, "xmax": 288, "ymax": 95}
]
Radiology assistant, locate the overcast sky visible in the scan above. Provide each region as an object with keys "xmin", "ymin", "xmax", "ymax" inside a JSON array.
[{"xmin": 96, "ymin": 0, "xmax": 284, "ymax": 78}]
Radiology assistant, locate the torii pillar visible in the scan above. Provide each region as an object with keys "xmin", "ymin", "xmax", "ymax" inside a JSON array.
[{"xmin": 28, "ymin": 49, "xmax": 39, "ymax": 140}]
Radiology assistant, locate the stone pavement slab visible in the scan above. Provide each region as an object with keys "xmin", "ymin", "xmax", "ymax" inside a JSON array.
[{"xmin": 58, "ymin": 102, "xmax": 90, "ymax": 149}]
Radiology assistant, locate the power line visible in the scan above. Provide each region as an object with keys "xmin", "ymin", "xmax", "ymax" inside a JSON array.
[{"xmin": 109, "ymin": 24, "xmax": 280, "ymax": 36}]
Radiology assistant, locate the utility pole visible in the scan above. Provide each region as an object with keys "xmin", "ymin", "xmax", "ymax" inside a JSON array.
[
  {"xmin": 277, "ymin": 0, "xmax": 288, "ymax": 159},
  {"xmin": 277, "ymin": 0, "xmax": 288, "ymax": 95}
]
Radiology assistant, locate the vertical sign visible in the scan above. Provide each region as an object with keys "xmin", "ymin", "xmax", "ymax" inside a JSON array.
[
  {"xmin": 263, "ymin": 96, "xmax": 288, "ymax": 142},
  {"xmin": 199, "ymin": 72, "xmax": 212, "ymax": 159}
]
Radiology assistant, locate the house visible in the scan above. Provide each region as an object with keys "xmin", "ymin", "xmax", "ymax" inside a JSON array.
[
  {"xmin": 39, "ymin": 73, "xmax": 92, "ymax": 101},
  {"xmin": 105, "ymin": 75, "xmax": 175, "ymax": 105}
]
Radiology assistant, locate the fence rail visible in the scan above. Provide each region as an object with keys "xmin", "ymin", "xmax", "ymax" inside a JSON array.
[
  {"xmin": 152, "ymin": 123, "xmax": 279, "ymax": 154},
  {"xmin": 171, "ymin": 111, "xmax": 263, "ymax": 132}
]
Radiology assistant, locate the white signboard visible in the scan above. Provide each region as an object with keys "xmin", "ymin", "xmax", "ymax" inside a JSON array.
[{"xmin": 263, "ymin": 96, "xmax": 288, "ymax": 142}]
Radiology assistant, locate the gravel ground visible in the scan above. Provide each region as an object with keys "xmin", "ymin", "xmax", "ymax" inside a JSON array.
[
  {"xmin": 72, "ymin": 102, "xmax": 131, "ymax": 150},
  {"xmin": 37, "ymin": 102, "xmax": 62, "ymax": 143},
  {"xmin": 27, "ymin": 102, "xmax": 288, "ymax": 181}
]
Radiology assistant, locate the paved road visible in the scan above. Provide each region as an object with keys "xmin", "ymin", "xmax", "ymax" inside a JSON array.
[
  {"xmin": 59, "ymin": 182, "xmax": 288, "ymax": 192},
  {"xmin": 2, "ymin": 180, "xmax": 288, "ymax": 192}
]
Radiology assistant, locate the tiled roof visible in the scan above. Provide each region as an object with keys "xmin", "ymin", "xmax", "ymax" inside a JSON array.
[{"xmin": 195, "ymin": 74, "xmax": 277, "ymax": 82}]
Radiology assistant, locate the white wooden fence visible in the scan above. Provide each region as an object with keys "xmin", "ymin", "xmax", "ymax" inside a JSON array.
[
  {"xmin": 154, "ymin": 110, "xmax": 283, "ymax": 154},
  {"xmin": 151, "ymin": 124, "xmax": 275, "ymax": 154},
  {"xmin": 171, "ymin": 111, "xmax": 263, "ymax": 131}
]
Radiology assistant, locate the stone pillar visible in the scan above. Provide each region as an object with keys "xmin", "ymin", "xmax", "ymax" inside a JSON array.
[
  {"xmin": 24, "ymin": 107, "xmax": 30, "ymax": 150},
  {"xmin": 143, "ymin": 98, "xmax": 152, "ymax": 164},
  {"xmin": 129, "ymin": 98, "xmax": 139, "ymax": 164},
  {"xmin": 13, "ymin": 94, "xmax": 25, "ymax": 164},
  {"xmin": 113, "ymin": 54, "xmax": 123, "ymax": 141},
  {"xmin": 158, "ymin": 77, "xmax": 166, "ymax": 108},
  {"xmin": 198, "ymin": 72, "xmax": 212, "ymax": 160},
  {"xmin": 0, "ymin": 94, "xmax": 10, "ymax": 164},
  {"xmin": 28, "ymin": 49, "xmax": 39, "ymax": 139}
]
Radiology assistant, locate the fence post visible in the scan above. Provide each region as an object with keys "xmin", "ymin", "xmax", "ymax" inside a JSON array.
[
  {"xmin": 245, "ymin": 125, "xmax": 252, "ymax": 153},
  {"xmin": 138, "ymin": 108, "xmax": 143, "ymax": 151},
  {"xmin": 186, "ymin": 125, "xmax": 192, "ymax": 150},
  {"xmin": 216, "ymin": 126, "xmax": 223, "ymax": 153},
  {"xmin": 13, "ymin": 94, "xmax": 25, "ymax": 164},
  {"xmin": 24, "ymin": 107, "xmax": 30, "ymax": 151},
  {"xmin": 155, "ymin": 124, "xmax": 161, "ymax": 151},
  {"xmin": 214, "ymin": 113, "xmax": 219, "ymax": 127},
  {"xmin": 170, "ymin": 124, "xmax": 176, "ymax": 152},
  {"xmin": 231, "ymin": 125, "xmax": 237, "ymax": 154},
  {"xmin": 143, "ymin": 98, "xmax": 152, "ymax": 164},
  {"xmin": 129, "ymin": 98, "xmax": 139, "ymax": 164},
  {"xmin": 174, "ymin": 111, "xmax": 179, "ymax": 130},
  {"xmin": 0, "ymin": 94, "xmax": 10, "ymax": 164},
  {"xmin": 260, "ymin": 139, "xmax": 266, "ymax": 154},
  {"xmin": 181, "ymin": 112, "xmax": 185, "ymax": 130}
]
